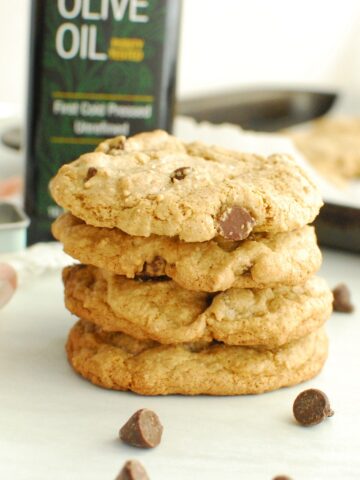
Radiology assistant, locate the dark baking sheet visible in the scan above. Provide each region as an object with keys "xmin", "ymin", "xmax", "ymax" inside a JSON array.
[
  {"xmin": 315, "ymin": 203, "xmax": 360, "ymax": 253},
  {"xmin": 178, "ymin": 88, "xmax": 337, "ymax": 131}
]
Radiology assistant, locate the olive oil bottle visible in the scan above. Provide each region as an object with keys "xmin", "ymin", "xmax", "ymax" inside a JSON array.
[{"xmin": 25, "ymin": 0, "xmax": 181, "ymax": 243}]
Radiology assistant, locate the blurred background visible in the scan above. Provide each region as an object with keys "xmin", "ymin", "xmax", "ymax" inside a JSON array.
[{"xmin": 2, "ymin": 0, "xmax": 360, "ymax": 107}]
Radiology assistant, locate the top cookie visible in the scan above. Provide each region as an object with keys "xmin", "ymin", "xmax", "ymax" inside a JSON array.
[{"xmin": 50, "ymin": 130, "xmax": 323, "ymax": 242}]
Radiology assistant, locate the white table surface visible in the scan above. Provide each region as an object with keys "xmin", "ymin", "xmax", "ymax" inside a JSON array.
[{"xmin": 0, "ymin": 247, "xmax": 359, "ymax": 480}]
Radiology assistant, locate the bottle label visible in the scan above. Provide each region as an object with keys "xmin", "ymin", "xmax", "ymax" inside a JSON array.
[{"xmin": 28, "ymin": 0, "xmax": 174, "ymax": 236}]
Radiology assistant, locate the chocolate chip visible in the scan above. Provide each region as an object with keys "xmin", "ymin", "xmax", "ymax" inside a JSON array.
[
  {"xmin": 136, "ymin": 275, "xmax": 169, "ymax": 283},
  {"xmin": 85, "ymin": 167, "xmax": 98, "ymax": 181},
  {"xmin": 217, "ymin": 206, "xmax": 255, "ymax": 241},
  {"xmin": 142, "ymin": 256, "xmax": 167, "ymax": 276},
  {"xmin": 170, "ymin": 166, "xmax": 191, "ymax": 182},
  {"xmin": 214, "ymin": 236, "xmax": 242, "ymax": 252},
  {"xmin": 119, "ymin": 409, "xmax": 163, "ymax": 448},
  {"xmin": 115, "ymin": 460, "xmax": 149, "ymax": 480},
  {"xmin": 272, "ymin": 476, "xmax": 292, "ymax": 480},
  {"xmin": 332, "ymin": 283, "xmax": 354, "ymax": 313},
  {"xmin": 293, "ymin": 389, "xmax": 334, "ymax": 426}
]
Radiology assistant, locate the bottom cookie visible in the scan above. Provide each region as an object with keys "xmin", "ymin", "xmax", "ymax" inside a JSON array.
[{"xmin": 66, "ymin": 320, "xmax": 328, "ymax": 396}]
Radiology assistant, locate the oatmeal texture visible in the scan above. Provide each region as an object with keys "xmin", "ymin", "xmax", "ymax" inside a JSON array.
[
  {"xmin": 66, "ymin": 320, "xmax": 328, "ymax": 395},
  {"xmin": 53, "ymin": 213, "xmax": 322, "ymax": 291},
  {"xmin": 50, "ymin": 130, "xmax": 323, "ymax": 242},
  {"xmin": 63, "ymin": 265, "xmax": 333, "ymax": 347}
]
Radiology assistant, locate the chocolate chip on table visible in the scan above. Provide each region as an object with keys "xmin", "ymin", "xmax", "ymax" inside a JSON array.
[
  {"xmin": 218, "ymin": 205, "xmax": 255, "ymax": 241},
  {"xmin": 170, "ymin": 166, "xmax": 191, "ymax": 182},
  {"xmin": 293, "ymin": 389, "xmax": 334, "ymax": 426},
  {"xmin": 115, "ymin": 460, "xmax": 149, "ymax": 480},
  {"xmin": 272, "ymin": 476, "xmax": 292, "ymax": 480},
  {"xmin": 332, "ymin": 283, "xmax": 354, "ymax": 313},
  {"xmin": 85, "ymin": 167, "xmax": 98, "ymax": 181},
  {"xmin": 120, "ymin": 409, "xmax": 163, "ymax": 448}
]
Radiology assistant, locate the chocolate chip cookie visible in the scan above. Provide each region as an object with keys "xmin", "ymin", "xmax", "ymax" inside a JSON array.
[
  {"xmin": 66, "ymin": 319, "xmax": 328, "ymax": 395},
  {"xmin": 53, "ymin": 213, "xmax": 322, "ymax": 291},
  {"xmin": 50, "ymin": 130, "xmax": 322, "ymax": 242},
  {"xmin": 63, "ymin": 265, "xmax": 333, "ymax": 347}
]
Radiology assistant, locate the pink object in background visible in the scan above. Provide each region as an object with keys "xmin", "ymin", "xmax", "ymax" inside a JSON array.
[
  {"xmin": 0, "ymin": 263, "xmax": 17, "ymax": 308},
  {"xmin": 0, "ymin": 177, "xmax": 22, "ymax": 199}
]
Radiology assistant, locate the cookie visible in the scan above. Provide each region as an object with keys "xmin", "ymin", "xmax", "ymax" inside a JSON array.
[
  {"xmin": 290, "ymin": 117, "xmax": 360, "ymax": 184},
  {"xmin": 66, "ymin": 320, "xmax": 328, "ymax": 395},
  {"xmin": 63, "ymin": 265, "xmax": 333, "ymax": 347},
  {"xmin": 50, "ymin": 130, "xmax": 323, "ymax": 242},
  {"xmin": 53, "ymin": 213, "xmax": 322, "ymax": 291}
]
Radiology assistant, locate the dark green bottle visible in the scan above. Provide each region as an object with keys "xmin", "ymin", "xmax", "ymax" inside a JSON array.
[{"xmin": 25, "ymin": 0, "xmax": 181, "ymax": 244}]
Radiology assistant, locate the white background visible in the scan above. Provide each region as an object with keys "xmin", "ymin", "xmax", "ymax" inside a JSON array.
[
  {"xmin": 0, "ymin": 248, "xmax": 359, "ymax": 480},
  {"xmin": 1, "ymin": 0, "xmax": 360, "ymax": 108}
]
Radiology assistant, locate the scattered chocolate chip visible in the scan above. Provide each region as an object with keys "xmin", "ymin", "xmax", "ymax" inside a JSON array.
[
  {"xmin": 85, "ymin": 167, "xmax": 98, "ymax": 181},
  {"xmin": 170, "ymin": 166, "xmax": 191, "ymax": 182},
  {"xmin": 217, "ymin": 205, "xmax": 255, "ymax": 241},
  {"xmin": 115, "ymin": 460, "xmax": 149, "ymax": 480},
  {"xmin": 142, "ymin": 256, "xmax": 167, "ymax": 276},
  {"xmin": 272, "ymin": 476, "xmax": 292, "ymax": 480},
  {"xmin": 332, "ymin": 283, "xmax": 354, "ymax": 313},
  {"xmin": 120, "ymin": 409, "xmax": 163, "ymax": 448},
  {"xmin": 293, "ymin": 389, "xmax": 334, "ymax": 426}
]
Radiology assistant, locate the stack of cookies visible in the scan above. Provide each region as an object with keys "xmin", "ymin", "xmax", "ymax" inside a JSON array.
[{"xmin": 50, "ymin": 130, "xmax": 333, "ymax": 395}]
